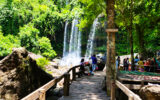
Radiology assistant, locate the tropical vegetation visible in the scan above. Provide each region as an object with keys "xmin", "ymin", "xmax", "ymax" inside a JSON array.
[{"xmin": 0, "ymin": 0, "xmax": 159, "ymax": 59}]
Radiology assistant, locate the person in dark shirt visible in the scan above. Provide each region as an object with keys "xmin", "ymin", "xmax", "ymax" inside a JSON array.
[
  {"xmin": 91, "ymin": 54, "xmax": 97, "ymax": 75},
  {"xmin": 123, "ymin": 58, "xmax": 129, "ymax": 71},
  {"xmin": 80, "ymin": 58, "xmax": 85, "ymax": 75}
]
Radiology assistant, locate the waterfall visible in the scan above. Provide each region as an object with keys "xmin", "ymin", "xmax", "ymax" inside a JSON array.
[
  {"xmin": 60, "ymin": 19, "xmax": 81, "ymax": 66},
  {"xmin": 77, "ymin": 31, "xmax": 81, "ymax": 57},
  {"xmin": 63, "ymin": 21, "xmax": 68, "ymax": 57},
  {"xmin": 85, "ymin": 18, "xmax": 98, "ymax": 60},
  {"xmin": 69, "ymin": 19, "xmax": 78, "ymax": 53}
]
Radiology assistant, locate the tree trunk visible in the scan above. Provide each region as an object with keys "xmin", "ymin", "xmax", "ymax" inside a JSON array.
[
  {"xmin": 129, "ymin": 0, "xmax": 134, "ymax": 70},
  {"xmin": 106, "ymin": 0, "xmax": 116, "ymax": 100},
  {"xmin": 136, "ymin": 24, "xmax": 145, "ymax": 59}
]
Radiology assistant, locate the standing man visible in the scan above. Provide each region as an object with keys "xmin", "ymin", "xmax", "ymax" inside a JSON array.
[{"xmin": 91, "ymin": 54, "xmax": 97, "ymax": 75}]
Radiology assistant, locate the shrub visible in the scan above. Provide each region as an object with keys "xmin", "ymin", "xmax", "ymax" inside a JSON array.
[
  {"xmin": 38, "ymin": 37, "xmax": 57, "ymax": 59},
  {"xmin": 19, "ymin": 24, "xmax": 39, "ymax": 53},
  {"xmin": 36, "ymin": 57, "xmax": 49, "ymax": 70},
  {"xmin": 0, "ymin": 32, "xmax": 20, "ymax": 57}
]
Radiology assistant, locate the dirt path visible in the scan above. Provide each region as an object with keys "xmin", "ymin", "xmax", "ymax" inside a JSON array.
[{"xmin": 59, "ymin": 71, "xmax": 109, "ymax": 100}]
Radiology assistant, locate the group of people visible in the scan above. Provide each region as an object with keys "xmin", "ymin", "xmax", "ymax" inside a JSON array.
[
  {"xmin": 116, "ymin": 56, "xmax": 160, "ymax": 72},
  {"xmin": 116, "ymin": 56, "xmax": 130, "ymax": 71},
  {"xmin": 80, "ymin": 54, "xmax": 98, "ymax": 76}
]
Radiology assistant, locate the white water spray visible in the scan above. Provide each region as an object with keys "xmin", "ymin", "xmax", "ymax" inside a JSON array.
[
  {"xmin": 85, "ymin": 18, "xmax": 98, "ymax": 60},
  {"xmin": 60, "ymin": 19, "xmax": 81, "ymax": 66}
]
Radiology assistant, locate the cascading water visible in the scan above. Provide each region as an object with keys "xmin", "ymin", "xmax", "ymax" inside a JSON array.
[
  {"xmin": 63, "ymin": 21, "xmax": 68, "ymax": 57},
  {"xmin": 77, "ymin": 31, "xmax": 81, "ymax": 57},
  {"xmin": 60, "ymin": 19, "xmax": 81, "ymax": 66},
  {"xmin": 85, "ymin": 18, "xmax": 98, "ymax": 60}
]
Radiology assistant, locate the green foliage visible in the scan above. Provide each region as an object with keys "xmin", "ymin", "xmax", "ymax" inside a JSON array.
[
  {"xmin": 38, "ymin": 37, "xmax": 57, "ymax": 58},
  {"xmin": 18, "ymin": 24, "xmax": 57, "ymax": 59},
  {"xmin": 19, "ymin": 24, "xmax": 39, "ymax": 53},
  {"xmin": 36, "ymin": 57, "xmax": 49, "ymax": 70},
  {"xmin": 78, "ymin": 0, "xmax": 106, "ymax": 29},
  {"xmin": 115, "ymin": 0, "xmax": 160, "ymax": 56},
  {"xmin": 0, "ymin": 0, "xmax": 159, "ymax": 58},
  {"xmin": 0, "ymin": 0, "xmax": 6, "ymax": 7},
  {"xmin": 0, "ymin": 0, "xmax": 62, "ymax": 57},
  {"xmin": 116, "ymin": 28, "xmax": 130, "ymax": 55},
  {"xmin": 0, "ymin": 32, "xmax": 20, "ymax": 57}
]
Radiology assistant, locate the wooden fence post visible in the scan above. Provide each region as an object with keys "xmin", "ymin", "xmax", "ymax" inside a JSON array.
[
  {"xmin": 111, "ymin": 80, "xmax": 115, "ymax": 100},
  {"xmin": 39, "ymin": 89, "xmax": 45, "ymax": 100},
  {"xmin": 64, "ymin": 73, "xmax": 70, "ymax": 96},
  {"xmin": 129, "ymin": 94, "xmax": 134, "ymax": 100},
  {"xmin": 72, "ymin": 68, "xmax": 76, "ymax": 81}
]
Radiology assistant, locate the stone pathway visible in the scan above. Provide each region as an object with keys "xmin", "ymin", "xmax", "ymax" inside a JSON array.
[{"xmin": 59, "ymin": 71, "xmax": 109, "ymax": 100}]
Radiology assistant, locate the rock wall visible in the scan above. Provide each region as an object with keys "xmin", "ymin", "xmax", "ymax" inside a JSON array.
[{"xmin": 0, "ymin": 48, "xmax": 53, "ymax": 100}]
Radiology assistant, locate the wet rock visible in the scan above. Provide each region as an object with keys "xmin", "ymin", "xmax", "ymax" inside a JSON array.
[
  {"xmin": 49, "ymin": 62, "xmax": 58, "ymax": 69},
  {"xmin": 139, "ymin": 85, "xmax": 160, "ymax": 100}
]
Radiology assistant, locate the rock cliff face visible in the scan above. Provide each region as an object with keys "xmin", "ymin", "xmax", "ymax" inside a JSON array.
[{"xmin": 0, "ymin": 48, "xmax": 53, "ymax": 100}]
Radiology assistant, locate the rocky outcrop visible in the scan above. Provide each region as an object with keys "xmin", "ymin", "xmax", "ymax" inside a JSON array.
[
  {"xmin": 139, "ymin": 85, "xmax": 160, "ymax": 100},
  {"xmin": 0, "ymin": 48, "xmax": 53, "ymax": 100}
]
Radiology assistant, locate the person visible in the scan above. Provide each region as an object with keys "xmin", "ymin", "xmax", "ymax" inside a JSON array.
[
  {"xmin": 137, "ymin": 58, "xmax": 144, "ymax": 72},
  {"xmin": 155, "ymin": 57, "xmax": 160, "ymax": 69},
  {"xmin": 150, "ymin": 58, "xmax": 154, "ymax": 72},
  {"xmin": 134, "ymin": 56, "xmax": 139, "ymax": 63},
  {"xmin": 123, "ymin": 58, "xmax": 125, "ymax": 70},
  {"xmin": 84, "ymin": 61, "xmax": 91, "ymax": 75},
  {"xmin": 144, "ymin": 58, "xmax": 151, "ymax": 72},
  {"xmin": 134, "ymin": 56, "xmax": 139, "ymax": 71},
  {"xmin": 126, "ymin": 58, "xmax": 129, "ymax": 70},
  {"xmin": 116, "ymin": 56, "xmax": 120, "ymax": 71},
  {"xmin": 80, "ymin": 58, "xmax": 85, "ymax": 75},
  {"xmin": 91, "ymin": 54, "xmax": 97, "ymax": 75},
  {"xmin": 123, "ymin": 58, "xmax": 128, "ymax": 71},
  {"xmin": 158, "ymin": 50, "xmax": 160, "ymax": 56}
]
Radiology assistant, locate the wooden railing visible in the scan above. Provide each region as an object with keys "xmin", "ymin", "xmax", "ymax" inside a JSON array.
[
  {"xmin": 115, "ymin": 80, "xmax": 142, "ymax": 100},
  {"xmin": 22, "ymin": 65, "xmax": 142, "ymax": 100},
  {"xmin": 22, "ymin": 65, "xmax": 81, "ymax": 100}
]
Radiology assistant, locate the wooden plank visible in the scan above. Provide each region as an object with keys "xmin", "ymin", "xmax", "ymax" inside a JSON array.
[
  {"xmin": 22, "ymin": 79, "xmax": 57, "ymax": 100},
  {"xmin": 111, "ymin": 80, "xmax": 115, "ymax": 100},
  {"xmin": 41, "ymin": 79, "xmax": 57, "ymax": 91},
  {"xmin": 123, "ymin": 84, "xmax": 144, "ymax": 90},
  {"xmin": 39, "ymin": 89, "xmax": 45, "ymax": 100},
  {"xmin": 21, "ymin": 90, "xmax": 40, "ymax": 100},
  {"xmin": 115, "ymin": 80, "xmax": 142, "ymax": 100},
  {"xmin": 128, "ymin": 94, "xmax": 134, "ymax": 100}
]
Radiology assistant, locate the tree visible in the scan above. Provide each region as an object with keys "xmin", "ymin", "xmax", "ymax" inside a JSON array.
[
  {"xmin": 106, "ymin": 0, "xmax": 117, "ymax": 100},
  {"xmin": 134, "ymin": 0, "xmax": 160, "ymax": 58},
  {"xmin": 115, "ymin": 0, "xmax": 135, "ymax": 70}
]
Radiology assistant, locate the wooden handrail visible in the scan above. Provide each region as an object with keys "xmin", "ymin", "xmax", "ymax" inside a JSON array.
[
  {"xmin": 115, "ymin": 80, "xmax": 142, "ymax": 100},
  {"xmin": 22, "ymin": 65, "xmax": 81, "ymax": 100},
  {"xmin": 22, "ymin": 65, "xmax": 142, "ymax": 100}
]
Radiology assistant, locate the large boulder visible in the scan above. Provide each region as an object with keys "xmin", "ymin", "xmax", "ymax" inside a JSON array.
[
  {"xmin": 0, "ymin": 48, "xmax": 53, "ymax": 100},
  {"xmin": 139, "ymin": 85, "xmax": 160, "ymax": 100}
]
